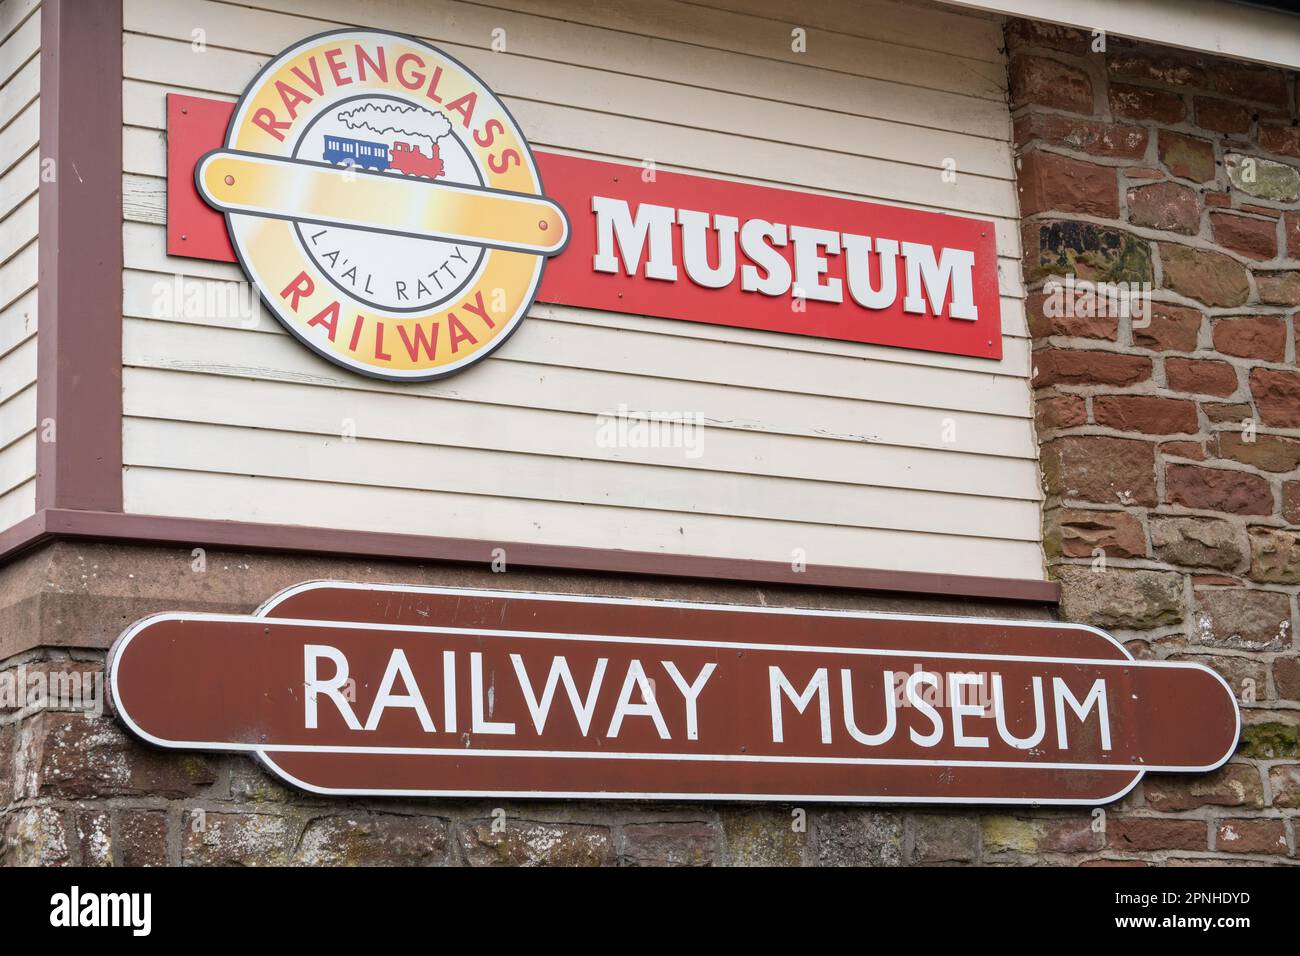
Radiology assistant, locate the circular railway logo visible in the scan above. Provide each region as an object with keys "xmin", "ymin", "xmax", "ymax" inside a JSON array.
[{"xmin": 196, "ymin": 29, "xmax": 569, "ymax": 380}]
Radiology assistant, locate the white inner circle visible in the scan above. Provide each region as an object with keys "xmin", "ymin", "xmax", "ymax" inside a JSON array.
[{"xmin": 291, "ymin": 95, "xmax": 487, "ymax": 313}]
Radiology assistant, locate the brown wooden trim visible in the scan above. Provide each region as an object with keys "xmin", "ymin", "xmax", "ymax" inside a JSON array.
[
  {"xmin": 0, "ymin": 510, "xmax": 47, "ymax": 560},
  {"xmin": 0, "ymin": 508, "xmax": 1060, "ymax": 603},
  {"xmin": 35, "ymin": 0, "xmax": 124, "ymax": 513}
]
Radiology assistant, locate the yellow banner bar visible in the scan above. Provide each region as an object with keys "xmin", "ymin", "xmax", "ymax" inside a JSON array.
[{"xmin": 197, "ymin": 150, "xmax": 568, "ymax": 255}]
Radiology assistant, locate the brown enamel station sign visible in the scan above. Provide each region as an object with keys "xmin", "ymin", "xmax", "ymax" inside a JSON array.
[{"xmin": 108, "ymin": 583, "xmax": 1240, "ymax": 805}]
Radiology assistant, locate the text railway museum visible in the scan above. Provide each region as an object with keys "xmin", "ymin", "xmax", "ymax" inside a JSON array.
[
  {"xmin": 299, "ymin": 646, "xmax": 1112, "ymax": 753},
  {"xmin": 3, "ymin": 0, "xmax": 1300, "ymax": 866}
]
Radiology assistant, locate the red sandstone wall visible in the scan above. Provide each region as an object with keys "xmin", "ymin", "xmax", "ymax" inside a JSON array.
[{"xmin": 1010, "ymin": 18, "xmax": 1300, "ymax": 862}]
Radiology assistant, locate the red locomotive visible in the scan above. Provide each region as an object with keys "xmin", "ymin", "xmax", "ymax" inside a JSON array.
[{"xmin": 389, "ymin": 141, "xmax": 445, "ymax": 179}]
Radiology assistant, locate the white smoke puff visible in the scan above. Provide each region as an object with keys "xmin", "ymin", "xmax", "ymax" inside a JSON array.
[{"xmin": 336, "ymin": 103, "xmax": 453, "ymax": 155}]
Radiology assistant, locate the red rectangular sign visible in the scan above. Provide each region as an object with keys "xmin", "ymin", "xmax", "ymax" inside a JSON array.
[
  {"xmin": 537, "ymin": 154, "xmax": 1002, "ymax": 359},
  {"xmin": 166, "ymin": 94, "xmax": 1003, "ymax": 360}
]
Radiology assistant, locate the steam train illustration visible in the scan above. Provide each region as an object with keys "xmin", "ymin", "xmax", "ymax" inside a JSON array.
[{"xmin": 321, "ymin": 135, "xmax": 445, "ymax": 178}]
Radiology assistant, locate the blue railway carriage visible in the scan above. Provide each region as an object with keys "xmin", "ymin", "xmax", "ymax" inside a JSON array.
[{"xmin": 322, "ymin": 135, "xmax": 390, "ymax": 171}]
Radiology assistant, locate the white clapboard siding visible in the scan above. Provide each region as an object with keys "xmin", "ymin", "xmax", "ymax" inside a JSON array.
[
  {"xmin": 0, "ymin": 192, "xmax": 34, "ymax": 263},
  {"xmin": 0, "ymin": 95, "xmax": 34, "ymax": 179},
  {"xmin": 0, "ymin": 0, "xmax": 37, "ymax": 43},
  {"xmin": 0, "ymin": 0, "xmax": 36, "ymax": 86},
  {"xmin": 0, "ymin": 238, "xmax": 34, "ymax": 312},
  {"xmin": 128, "ymin": 0, "xmax": 1009, "ymax": 124},
  {"xmin": 0, "ymin": 0, "xmax": 36, "ymax": 531},
  {"xmin": 534, "ymin": 302, "xmax": 1033, "ymax": 378},
  {"xmin": 123, "ymin": 317, "xmax": 1036, "ymax": 459},
  {"xmin": 0, "ymin": 286, "xmax": 34, "ymax": 356},
  {"xmin": 0, "ymin": 332, "xmax": 36, "ymax": 404},
  {"xmin": 121, "ymin": 7, "xmax": 1014, "ymax": 180},
  {"xmin": 124, "ymin": 417, "xmax": 1039, "ymax": 540},
  {"xmin": 0, "ymin": 49, "xmax": 36, "ymax": 129},
  {"xmin": 0, "ymin": 378, "xmax": 33, "ymax": 445},
  {"xmin": 0, "ymin": 474, "xmax": 31, "ymax": 526},
  {"xmin": 469, "ymin": 0, "xmax": 1006, "ymax": 98},
  {"xmin": 119, "ymin": 269, "xmax": 1031, "ymax": 418},
  {"xmin": 124, "ymin": 467, "xmax": 1046, "ymax": 579},
  {"xmin": 0, "ymin": 142, "xmax": 36, "ymax": 220},
  {"xmin": 118, "ymin": 42, "xmax": 1019, "ymax": 225},
  {"xmin": 123, "ymin": 366, "xmax": 1041, "ymax": 501},
  {"xmin": 0, "ymin": 423, "xmax": 34, "ymax": 493},
  {"xmin": 120, "ymin": 0, "xmax": 1046, "ymax": 582},
  {"xmin": 687, "ymin": 0, "xmax": 1003, "ymax": 61}
]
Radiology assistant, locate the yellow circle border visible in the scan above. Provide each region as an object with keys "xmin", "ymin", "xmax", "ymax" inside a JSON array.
[{"xmin": 217, "ymin": 28, "xmax": 553, "ymax": 382}]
